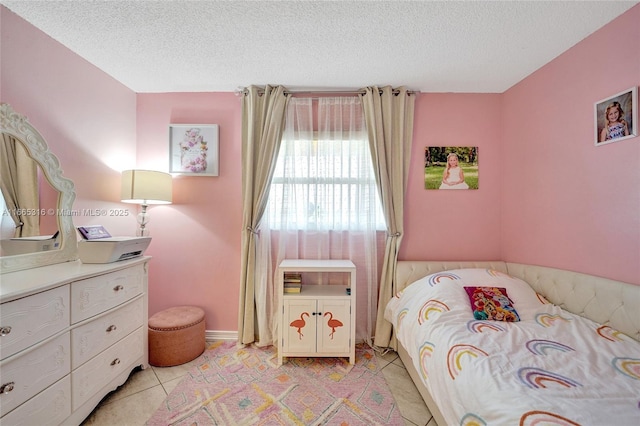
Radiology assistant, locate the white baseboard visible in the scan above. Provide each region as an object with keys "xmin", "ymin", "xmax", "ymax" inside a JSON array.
[{"xmin": 205, "ymin": 330, "xmax": 238, "ymax": 341}]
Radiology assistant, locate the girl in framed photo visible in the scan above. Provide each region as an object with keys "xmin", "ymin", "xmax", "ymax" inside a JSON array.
[
  {"xmin": 599, "ymin": 101, "xmax": 630, "ymax": 142},
  {"xmin": 439, "ymin": 153, "xmax": 469, "ymax": 189}
]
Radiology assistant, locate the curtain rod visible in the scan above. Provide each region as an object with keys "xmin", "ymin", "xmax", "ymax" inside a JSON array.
[{"xmin": 234, "ymin": 87, "xmax": 418, "ymax": 96}]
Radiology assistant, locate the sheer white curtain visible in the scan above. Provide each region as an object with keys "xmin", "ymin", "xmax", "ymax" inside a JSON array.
[{"xmin": 259, "ymin": 96, "xmax": 383, "ymax": 346}]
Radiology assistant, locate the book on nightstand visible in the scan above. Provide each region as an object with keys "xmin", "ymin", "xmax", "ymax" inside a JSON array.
[
  {"xmin": 284, "ymin": 282, "xmax": 302, "ymax": 293},
  {"xmin": 283, "ymin": 272, "xmax": 302, "ymax": 282},
  {"xmin": 283, "ymin": 272, "xmax": 302, "ymax": 293}
]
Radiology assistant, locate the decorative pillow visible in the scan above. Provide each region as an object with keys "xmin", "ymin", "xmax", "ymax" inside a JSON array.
[{"xmin": 464, "ymin": 286, "xmax": 520, "ymax": 322}]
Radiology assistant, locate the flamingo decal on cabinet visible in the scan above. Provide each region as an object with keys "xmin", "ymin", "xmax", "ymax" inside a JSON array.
[
  {"xmin": 324, "ymin": 311, "xmax": 343, "ymax": 339},
  {"xmin": 290, "ymin": 312, "xmax": 309, "ymax": 339}
]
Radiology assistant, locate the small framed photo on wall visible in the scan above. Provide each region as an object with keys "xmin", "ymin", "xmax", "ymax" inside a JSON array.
[
  {"xmin": 169, "ymin": 124, "xmax": 219, "ymax": 175},
  {"xmin": 424, "ymin": 147, "xmax": 478, "ymax": 190},
  {"xmin": 594, "ymin": 87, "xmax": 637, "ymax": 146}
]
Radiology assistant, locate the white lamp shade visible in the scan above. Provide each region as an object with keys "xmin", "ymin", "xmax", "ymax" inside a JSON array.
[{"xmin": 121, "ymin": 170, "xmax": 172, "ymax": 205}]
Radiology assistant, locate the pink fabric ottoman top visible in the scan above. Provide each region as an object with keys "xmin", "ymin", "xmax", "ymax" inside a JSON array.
[{"xmin": 149, "ymin": 306, "xmax": 205, "ymax": 331}]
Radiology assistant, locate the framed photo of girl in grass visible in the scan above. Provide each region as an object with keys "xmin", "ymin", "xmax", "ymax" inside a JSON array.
[
  {"xmin": 425, "ymin": 147, "xmax": 478, "ymax": 190},
  {"xmin": 594, "ymin": 87, "xmax": 637, "ymax": 146}
]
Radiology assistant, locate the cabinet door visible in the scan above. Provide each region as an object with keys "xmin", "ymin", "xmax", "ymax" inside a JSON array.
[
  {"xmin": 283, "ymin": 299, "xmax": 316, "ymax": 354},
  {"xmin": 317, "ymin": 299, "xmax": 350, "ymax": 354}
]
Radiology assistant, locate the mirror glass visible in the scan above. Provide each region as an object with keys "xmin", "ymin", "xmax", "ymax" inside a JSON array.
[
  {"xmin": 1, "ymin": 151, "xmax": 59, "ymax": 252},
  {"xmin": 0, "ymin": 103, "xmax": 77, "ymax": 273}
]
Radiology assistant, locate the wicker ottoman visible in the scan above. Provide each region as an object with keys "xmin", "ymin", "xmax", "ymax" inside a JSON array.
[{"xmin": 148, "ymin": 306, "xmax": 206, "ymax": 367}]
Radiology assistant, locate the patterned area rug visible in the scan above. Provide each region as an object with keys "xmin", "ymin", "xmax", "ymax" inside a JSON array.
[{"xmin": 146, "ymin": 341, "xmax": 403, "ymax": 425}]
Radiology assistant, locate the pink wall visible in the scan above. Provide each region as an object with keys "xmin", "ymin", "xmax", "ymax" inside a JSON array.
[
  {"xmin": 136, "ymin": 94, "xmax": 242, "ymax": 330},
  {"xmin": 1, "ymin": 7, "xmax": 138, "ymax": 237},
  {"xmin": 3, "ymin": 4, "xmax": 637, "ymax": 337},
  {"xmin": 501, "ymin": 5, "xmax": 639, "ymax": 284},
  {"xmin": 400, "ymin": 93, "xmax": 503, "ymax": 261},
  {"xmin": 134, "ymin": 92, "xmax": 504, "ymax": 331}
]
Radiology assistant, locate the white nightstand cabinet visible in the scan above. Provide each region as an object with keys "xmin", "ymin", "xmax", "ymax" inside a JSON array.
[{"xmin": 277, "ymin": 259, "xmax": 356, "ymax": 366}]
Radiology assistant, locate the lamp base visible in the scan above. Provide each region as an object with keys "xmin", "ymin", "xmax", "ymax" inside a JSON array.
[{"xmin": 137, "ymin": 205, "xmax": 150, "ymax": 237}]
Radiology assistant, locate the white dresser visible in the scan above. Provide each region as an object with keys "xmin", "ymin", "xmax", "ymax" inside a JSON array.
[{"xmin": 0, "ymin": 257, "xmax": 149, "ymax": 425}]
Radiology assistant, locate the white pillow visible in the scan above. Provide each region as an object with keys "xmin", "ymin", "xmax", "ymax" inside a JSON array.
[{"xmin": 400, "ymin": 268, "xmax": 545, "ymax": 321}]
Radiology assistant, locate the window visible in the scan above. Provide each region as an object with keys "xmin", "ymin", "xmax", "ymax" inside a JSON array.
[{"xmin": 265, "ymin": 97, "xmax": 385, "ymax": 231}]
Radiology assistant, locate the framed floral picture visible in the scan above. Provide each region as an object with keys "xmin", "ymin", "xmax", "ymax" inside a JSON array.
[
  {"xmin": 594, "ymin": 87, "xmax": 637, "ymax": 146},
  {"xmin": 169, "ymin": 124, "xmax": 219, "ymax": 175}
]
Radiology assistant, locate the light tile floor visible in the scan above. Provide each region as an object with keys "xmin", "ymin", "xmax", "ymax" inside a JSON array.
[{"xmin": 81, "ymin": 342, "xmax": 437, "ymax": 426}]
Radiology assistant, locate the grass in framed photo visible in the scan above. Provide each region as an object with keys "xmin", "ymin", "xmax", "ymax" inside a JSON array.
[
  {"xmin": 425, "ymin": 146, "xmax": 478, "ymax": 190},
  {"xmin": 169, "ymin": 124, "xmax": 219, "ymax": 175},
  {"xmin": 594, "ymin": 87, "xmax": 637, "ymax": 146}
]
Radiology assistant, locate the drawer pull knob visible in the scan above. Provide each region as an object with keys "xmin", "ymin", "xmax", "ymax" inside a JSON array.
[
  {"xmin": 113, "ymin": 285, "xmax": 124, "ymax": 292},
  {"xmin": 0, "ymin": 382, "xmax": 15, "ymax": 394},
  {"xmin": 106, "ymin": 325, "xmax": 117, "ymax": 332},
  {"xmin": 0, "ymin": 326, "xmax": 11, "ymax": 336},
  {"xmin": 111, "ymin": 358, "xmax": 121, "ymax": 366}
]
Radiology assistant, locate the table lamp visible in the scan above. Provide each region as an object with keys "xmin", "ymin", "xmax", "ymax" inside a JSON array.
[{"xmin": 121, "ymin": 169, "xmax": 172, "ymax": 236}]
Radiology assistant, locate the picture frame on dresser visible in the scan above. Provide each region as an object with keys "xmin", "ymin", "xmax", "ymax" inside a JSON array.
[{"xmin": 169, "ymin": 124, "xmax": 219, "ymax": 176}]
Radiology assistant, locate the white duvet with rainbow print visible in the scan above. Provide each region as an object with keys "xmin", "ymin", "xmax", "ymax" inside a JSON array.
[{"xmin": 385, "ymin": 268, "xmax": 640, "ymax": 426}]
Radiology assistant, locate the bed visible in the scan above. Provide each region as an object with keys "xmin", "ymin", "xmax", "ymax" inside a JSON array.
[{"xmin": 386, "ymin": 261, "xmax": 640, "ymax": 426}]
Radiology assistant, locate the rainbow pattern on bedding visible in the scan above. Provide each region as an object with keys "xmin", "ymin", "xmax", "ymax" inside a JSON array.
[
  {"xmin": 486, "ymin": 269, "xmax": 508, "ymax": 277},
  {"xmin": 447, "ymin": 344, "xmax": 489, "ymax": 380},
  {"xmin": 418, "ymin": 299, "xmax": 450, "ymax": 323},
  {"xmin": 460, "ymin": 413, "xmax": 486, "ymax": 426},
  {"xmin": 517, "ymin": 367, "xmax": 582, "ymax": 389},
  {"xmin": 466, "ymin": 320, "xmax": 506, "ymax": 333},
  {"xmin": 396, "ymin": 308, "xmax": 408, "ymax": 327},
  {"xmin": 535, "ymin": 313, "xmax": 572, "ymax": 327},
  {"xmin": 536, "ymin": 293, "xmax": 550, "ymax": 304},
  {"xmin": 383, "ymin": 267, "xmax": 640, "ymax": 426},
  {"xmin": 525, "ymin": 339, "xmax": 575, "ymax": 355},
  {"xmin": 519, "ymin": 411, "xmax": 581, "ymax": 426},
  {"xmin": 597, "ymin": 325, "xmax": 626, "ymax": 342},
  {"xmin": 427, "ymin": 272, "xmax": 460, "ymax": 286},
  {"xmin": 419, "ymin": 342, "xmax": 435, "ymax": 380},
  {"xmin": 612, "ymin": 357, "xmax": 640, "ymax": 380}
]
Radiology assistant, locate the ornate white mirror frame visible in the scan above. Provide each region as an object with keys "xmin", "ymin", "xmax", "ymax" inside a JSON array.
[{"xmin": 1, "ymin": 103, "xmax": 78, "ymax": 273}]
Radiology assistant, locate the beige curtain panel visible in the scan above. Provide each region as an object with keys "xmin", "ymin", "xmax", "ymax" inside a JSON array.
[
  {"xmin": 362, "ymin": 86, "xmax": 415, "ymax": 350},
  {"xmin": 238, "ymin": 85, "xmax": 289, "ymax": 345}
]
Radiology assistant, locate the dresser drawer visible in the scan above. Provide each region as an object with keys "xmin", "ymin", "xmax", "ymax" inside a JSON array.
[
  {"xmin": 71, "ymin": 264, "xmax": 144, "ymax": 324},
  {"xmin": 71, "ymin": 326, "xmax": 144, "ymax": 410},
  {"xmin": 0, "ymin": 375, "xmax": 71, "ymax": 426},
  {"xmin": 71, "ymin": 296, "xmax": 144, "ymax": 369},
  {"xmin": 0, "ymin": 285, "xmax": 69, "ymax": 361},
  {"xmin": 0, "ymin": 332, "xmax": 70, "ymax": 417}
]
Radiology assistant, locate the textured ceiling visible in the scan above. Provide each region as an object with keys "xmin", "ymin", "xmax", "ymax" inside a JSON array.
[{"xmin": 1, "ymin": 0, "xmax": 637, "ymax": 93}]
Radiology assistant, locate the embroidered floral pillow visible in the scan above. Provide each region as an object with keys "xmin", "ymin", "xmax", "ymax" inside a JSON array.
[{"xmin": 464, "ymin": 286, "xmax": 520, "ymax": 322}]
